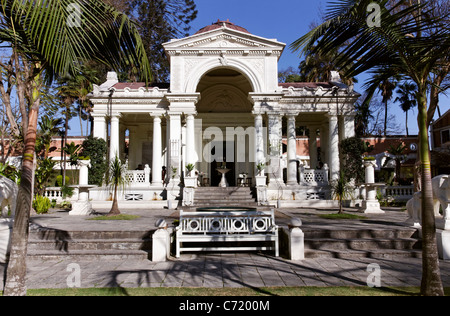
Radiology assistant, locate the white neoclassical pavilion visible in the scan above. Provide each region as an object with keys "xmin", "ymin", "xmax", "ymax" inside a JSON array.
[{"xmin": 89, "ymin": 20, "xmax": 359, "ymax": 206}]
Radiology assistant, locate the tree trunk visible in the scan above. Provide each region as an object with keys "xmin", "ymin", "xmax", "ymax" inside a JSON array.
[
  {"xmin": 405, "ymin": 110, "xmax": 409, "ymax": 137},
  {"xmin": 108, "ymin": 184, "xmax": 120, "ymax": 216},
  {"xmin": 2, "ymin": 86, "xmax": 40, "ymax": 296},
  {"xmin": 417, "ymin": 89, "xmax": 444, "ymax": 296}
]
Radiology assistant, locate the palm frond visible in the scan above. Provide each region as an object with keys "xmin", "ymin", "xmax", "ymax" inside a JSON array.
[{"xmin": 0, "ymin": 0, "xmax": 152, "ymax": 83}]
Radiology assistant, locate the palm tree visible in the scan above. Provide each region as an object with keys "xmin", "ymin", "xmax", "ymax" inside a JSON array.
[
  {"xmin": 331, "ymin": 171, "xmax": 354, "ymax": 214},
  {"xmin": 1, "ymin": 0, "xmax": 151, "ymax": 296},
  {"xmin": 395, "ymin": 82, "xmax": 417, "ymax": 136},
  {"xmin": 36, "ymin": 115, "xmax": 64, "ymax": 159},
  {"xmin": 299, "ymin": 46, "xmax": 356, "ymax": 86},
  {"xmin": 291, "ymin": 0, "xmax": 450, "ymax": 296},
  {"xmin": 106, "ymin": 155, "xmax": 129, "ymax": 216},
  {"xmin": 387, "ymin": 143, "xmax": 407, "ymax": 184},
  {"xmin": 379, "ymin": 78, "xmax": 397, "ymax": 136}
]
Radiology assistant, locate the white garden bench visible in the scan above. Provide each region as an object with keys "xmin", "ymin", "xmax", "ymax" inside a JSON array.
[{"xmin": 175, "ymin": 209, "xmax": 279, "ymax": 258}]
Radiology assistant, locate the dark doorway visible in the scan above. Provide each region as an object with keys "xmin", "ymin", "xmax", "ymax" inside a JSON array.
[{"xmin": 210, "ymin": 141, "xmax": 236, "ymax": 187}]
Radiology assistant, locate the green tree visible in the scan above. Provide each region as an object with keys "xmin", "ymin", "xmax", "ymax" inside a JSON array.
[
  {"xmin": 1, "ymin": 0, "xmax": 151, "ymax": 296},
  {"xmin": 339, "ymin": 136, "xmax": 367, "ymax": 184},
  {"xmin": 106, "ymin": 0, "xmax": 198, "ymax": 82},
  {"xmin": 80, "ymin": 136, "xmax": 108, "ymax": 186},
  {"xmin": 291, "ymin": 0, "xmax": 450, "ymax": 295}
]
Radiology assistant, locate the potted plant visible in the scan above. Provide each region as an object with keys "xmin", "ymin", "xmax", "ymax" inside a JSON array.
[
  {"xmin": 184, "ymin": 163, "xmax": 197, "ymax": 188},
  {"xmin": 185, "ymin": 163, "xmax": 195, "ymax": 177},
  {"xmin": 255, "ymin": 162, "xmax": 267, "ymax": 187},
  {"xmin": 256, "ymin": 162, "xmax": 265, "ymax": 175}
]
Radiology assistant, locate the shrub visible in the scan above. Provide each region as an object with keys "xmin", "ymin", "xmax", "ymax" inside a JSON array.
[
  {"xmin": 339, "ymin": 137, "xmax": 366, "ymax": 184},
  {"xmin": 56, "ymin": 175, "xmax": 70, "ymax": 187},
  {"xmin": 80, "ymin": 136, "xmax": 107, "ymax": 186},
  {"xmin": 33, "ymin": 196, "xmax": 51, "ymax": 214}
]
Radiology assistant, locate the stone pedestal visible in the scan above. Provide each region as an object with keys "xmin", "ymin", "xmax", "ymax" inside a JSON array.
[
  {"xmin": 0, "ymin": 218, "xmax": 12, "ymax": 263},
  {"xmin": 69, "ymin": 160, "xmax": 94, "ymax": 216},
  {"xmin": 217, "ymin": 168, "xmax": 230, "ymax": 187},
  {"xmin": 288, "ymin": 218, "xmax": 305, "ymax": 261},
  {"xmin": 359, "ymin": 160, "xmax": 385, "ymax": 214},
  {"xmin": 152, "ymin": 220, "xmax": 170, "ymax": 262},
  {"xmin": 255, "ymin": 175, "xmax": 267, "ymax": 187},
  {"xmin": 437, "ymin": 230, "xmax": 450, "ymax": 260}
]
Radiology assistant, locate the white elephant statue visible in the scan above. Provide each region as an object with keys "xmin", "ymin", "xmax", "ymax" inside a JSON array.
[
  {"xmin": 432, "ymin": 175, "xmax": 450, "ymax": 230},
  {"xmin": 0, "ymin": 176, "xmax": 18, "ymax": 218}
]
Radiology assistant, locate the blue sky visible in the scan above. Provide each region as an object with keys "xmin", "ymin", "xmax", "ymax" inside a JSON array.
[
  {"xmin": 70, "ymin": 0, "xmax": 449, "ymax": 136},
  {"xmin": 188, "ymin": 0, "xmax": 328, "ymax": 71}
]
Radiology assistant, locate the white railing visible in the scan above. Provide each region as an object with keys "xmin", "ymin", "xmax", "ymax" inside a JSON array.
[
  {"xmin": 43, "ymin": 187, "xmax": 64, "ymax": 200},
  {"xmin": 299, "ymin": 166, "xmax": 329, "ymax": 186},
  {"xmin": 125, "ymin": 165, "xmax": 150, "ymax": 187},
  {"xmin": 43, "ymin": 187, "xmax": 79, "ymax": 202},
  {"xmin": 383, "ymin": 185, "xmax": 414, "ymax": 201}
]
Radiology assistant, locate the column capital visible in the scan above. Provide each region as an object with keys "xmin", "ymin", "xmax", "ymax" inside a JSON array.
[
  {"xmin": 109, "ymin": 113, "xmax": 122, "ymax": 120},
  {"xmin": 184, "ymin": 111, "xmax": 197, "ymax": 117},
  {"xmin": 285, "ymin": 111, "xmax": 299, "ymax": 118},
  {"xmin": 150, "ymin": 112, "xmax": 164, "ymax": 118},
  {"xmin": 325, "ymin": 113, "xmax": 338, "ymax": 120}
]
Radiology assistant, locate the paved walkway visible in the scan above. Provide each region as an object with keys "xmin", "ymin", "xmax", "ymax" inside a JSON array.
[{"xmin": 2, "ymin": 207, "xmax": 450, "ymax": 291}]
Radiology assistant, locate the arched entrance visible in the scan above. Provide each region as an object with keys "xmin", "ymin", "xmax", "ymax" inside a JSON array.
[{"xmin": 195, "ymin": 68, "xmax": 255, "ymax": 187}]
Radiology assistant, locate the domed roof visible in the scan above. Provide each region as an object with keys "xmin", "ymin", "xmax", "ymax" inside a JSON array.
[{"xmin": 195, "ymin": 19, "xmax": 251, "ymax": 35}]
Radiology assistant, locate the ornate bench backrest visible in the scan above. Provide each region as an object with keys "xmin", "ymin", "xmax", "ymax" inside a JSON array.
[{"xmin": 178, "ymin": 210, "xmax": 276, "ymax": 235}]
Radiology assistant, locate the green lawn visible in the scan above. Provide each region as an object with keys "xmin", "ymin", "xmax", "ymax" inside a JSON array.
[{"xmin": 15, "ymin": 286, "xmax": 450, "ymax": 296}]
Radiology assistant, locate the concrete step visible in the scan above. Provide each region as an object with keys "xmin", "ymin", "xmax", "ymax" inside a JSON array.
[
  {"xmin": 28, "ymin": 228, "xmax": 153, "ymax": 261},
  {"xmin": 28, "ymin": 238, "xmax": 152, "ymax": 252},
  {"xmin": 305, "ymin": 248, "xmax": 423, "ymax": 259},
  {"xmin": 304, "ymin": 237, "xmax": 420, "ymax": 251},
  {"xmin": 29, "ymin": 229, "xmax": 152, "ymax": 241},
  {"xmin": 27, "ymin": 249, "xmax": 150, "ymax": 261},
  {"xmin": 302, "ymin": 226, "xmax": 422, "ymax": 259},
  {"xmin": 303, "ymin": 228, "xmax": 418, "ymax": 239},
  {"xmin": 194, "ymin": 187, "xmax": 257, "ymax": 206}
]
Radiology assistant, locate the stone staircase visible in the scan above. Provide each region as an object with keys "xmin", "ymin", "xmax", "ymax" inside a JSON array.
[
  {"xmin": 27, "ymin": 228, "xmax": 153, "ymax": 261},
  {"xmin": 193, "ymin": 187, "xmax": 257, "ymax": 207},
  {"xmin": 303, "ymin": 226, "xmax": 422, "ymax": 259}
]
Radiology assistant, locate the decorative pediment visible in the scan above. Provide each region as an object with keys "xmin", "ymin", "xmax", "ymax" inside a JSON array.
[{"xmin": 163, "ymin": 27, "xmax": 285, "ymax": 56}]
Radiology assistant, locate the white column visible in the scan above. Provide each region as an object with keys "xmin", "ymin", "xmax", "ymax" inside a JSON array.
[
  {"xmin": 254, "ymin": 114, "xmax": 265, "ymax": 173},
  {"xmin": 151, "ymin": 115, "xmax": 163, "ymax": 187},
  {"xmin": 308, "ymin": 126, "xmax": 318, "ymax": 169},
  {"xmin": 109, "ymin": 114, "xmax": 121, "ymax": 161},
  {"xmin": 92, "ymin": 114, "xmax": 107, "ymax": 141},
  {"xmin": 169, "ymin": 113, "xmax": 182, "ymax": 180},
  {"xmin": 343, "ymin": 114, "xmax": 356, "ymax": 139},
  {"xmin": 287, "ymin": 114, "xmax": 298, "ymax": 185},
  {"xmin": 320, "ymin": 123, "xmax": 329, "ymax": 169},
  {"xmin": 185, "ymin": 113, "xmax": 197, "ymax": 166},
  {"xmin": 328, "ymin": 114, "xmax": 340, "ymax": 181},
  {"xmin": 268, "ymin": 114, "xmax": 282, "ymax": 186},
  {"xmin": 128, "ymin": 126, "xmax": 137, "ymax": 170}
]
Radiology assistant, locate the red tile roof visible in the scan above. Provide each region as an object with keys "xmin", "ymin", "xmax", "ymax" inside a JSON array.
[
  {"xmin": 112, "ymin": 82, "xmax": 170, "ymax": 90},
  {"xmin": 113, "ymin": 82, "xmax": 146, "ymax": 89},
  {"xmin": 279, "ymin": 82, "xmax": 334, "ymax": 89},
  {"xmin": 195, "ymin": 19, "xmax": 251, "ymax": 35}
]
